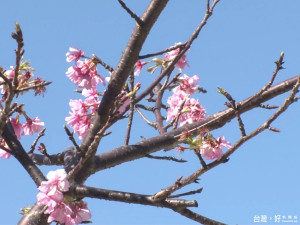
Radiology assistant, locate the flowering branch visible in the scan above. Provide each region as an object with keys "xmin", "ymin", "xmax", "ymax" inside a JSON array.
[
  {"xmin": 92, "ymin": 75, "xmax": 299, "ymax": 173},
  {"xmin": 74, "ymin": 0, "xmax": 170, "ymax": 184}
]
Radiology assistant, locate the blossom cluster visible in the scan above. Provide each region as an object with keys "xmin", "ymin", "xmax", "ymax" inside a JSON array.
[
  {"xmin": 167, "ymin": 74, "xmax": 206, "ymax": 127},
  {"xmin": 65, "ymin": 47, "xmax": 104, "ymax": 139},
  {"xmin": 37, "ymin": 169, "xmax": 91, "ymax": 225},
  {"xmin": 0, "ymin": 116, "xmax": 44, "ymax": 159},
  {"xmin": 200, "ymin": 135, "xmax": 232, "ymax": 160},
  {"xmin": 0, "ymin": 62, "xmax": 46, "ymax": 159},
  {"xmin": 0, "ymin": 62, "xmax": 47, "ymax": 97}
]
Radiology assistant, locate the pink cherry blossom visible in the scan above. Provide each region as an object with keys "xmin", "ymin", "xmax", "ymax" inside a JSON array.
[
  {"xmin": 65, "ymin": 99, "xmax": 94, "ymax": 139},
  {"xmin": 165, "ymin": 43, "xmax": 189, "ymax": 71},
  {"xmin": 4, "ymin": 66, "xmax": 15, "ymax": 79},
  {"xmin": 10, "ymin": 118, "xmax": 22, "ymax": 140},
  {"xmin": 66, "ymin": 47, "xmax": 84, "ymax": 62},
  {"xmin": 68, "ymin": 201, "xmax": 92, "ymax": 225},
  {"xmin": 0, "ymin": 149, "xmax": 11, "ymax": 159},
  {"xmin": 82, "ymin": 88, "xmax": 98, "ymax": 99},
  {"xmin": 37, "ymin": 169, "xmax": 91, "ymax": 225},
  {"xmin": 47, "ymin": 202, "xmax": 73, "ymax": 224},
  {"xmin": 66, "ymin": 59, "xmax": 105, "ymax": 90},
  {"xmin": 200, "ymin": 136, "xmax": 232, "ymax": 160},
  {"xmin": 134, "ymin": 60, "xmax": 146, "ymax": 76},
  {"xmin": 178, "ymin": 98, "xmax": 206, "ymax": 126},
  {"xmin": 173, "ymin": 74, "xmax": 200, "ymax": 96},
  {"xmin": 22, "ymin": 117, "xmax": 44, "ymax": 135}
]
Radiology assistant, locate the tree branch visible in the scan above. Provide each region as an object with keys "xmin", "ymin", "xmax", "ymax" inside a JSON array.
[
  {"xmin": 92, "ymin": 75, "xmax": 299, "ymax": 173},
  {"xmin": 74, "ymin": 185, "xmax": 197, "ymax": 208},
  {"xmin": 75, "ymin": 0, "xmax": 170, "ymax": 184}
]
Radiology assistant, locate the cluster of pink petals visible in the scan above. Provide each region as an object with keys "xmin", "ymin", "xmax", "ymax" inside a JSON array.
[
  {"xmin": 65, "ymin": 98, "xmax": 99, "ymax": 139},
  {"xmin": 4, "ymin": 66, "xmax": 15, "ymax": 79},
  {"xmin": 9, "ymin": 117, "xmax": 44, "ymax": 141},
  {"xmin": 0, "ymin": 117, "xmax": 44, "ymax": 159},
  {"xmin": 165, "ymin": 43, "xmax": 189, "ymax": 71},
  {"xmin": 200, "ymin": 136, "xmax": 232, "ymax": 160},
  {"xmin": 66, "ymin": 59, "xmax": 105, "ymax": 90},
  {"xmin": 173, "ymin": 74, "xmax": 199, "ymax": 95},
  {"xmin": 22, "ymin": 117, "xmax": 44, "ymax": 136},
  {"xmin": 167, "ymin": 74, "xmax": 205, "ymax": 127},
  {"xmin": 66, "ymin": 47, "xmax": 84, "ymax": 63},
  {"xmin": 178, "ymin": 98, "xmax": 206, "ymax": 126},
  {"xmin": 37, "ymin": 169, "xmax": 91, "ymax": 225}
]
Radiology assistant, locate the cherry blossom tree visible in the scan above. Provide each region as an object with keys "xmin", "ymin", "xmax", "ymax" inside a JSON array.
[{"xmin": 0, "ymin": 1, "xmax": 299, "ymax": 224}]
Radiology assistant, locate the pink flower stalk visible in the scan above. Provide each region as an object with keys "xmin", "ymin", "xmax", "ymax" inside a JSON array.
[
  {"xmin": 66, "ymin": 47, "xmax": 84, "ymax": 62},
  {"xmin": 66, "ymin": 59, "xmax": 105, "ymax": 90},
  {"xmin": 200, "ymin": 136, "xmax": 232, "ymax": 160},
  {"xmin": 22, "ymin": 117, "xmax": 44, "ymax": 135},
  {"xmin": 134, "ymin": 60, "xmax": 146, "ymax": 76},
  {"xmin": 10, "ymin": 118, "xmax": 22, "ymax": 140},
  {"xmin": 165, "ymin": 43, "xmax": 189, "ymax": 71}
]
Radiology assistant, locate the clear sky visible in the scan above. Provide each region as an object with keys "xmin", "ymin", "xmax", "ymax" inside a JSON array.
[{"xmin": 0, "ymin": 1, "xmax": 300, "ymax": 225}]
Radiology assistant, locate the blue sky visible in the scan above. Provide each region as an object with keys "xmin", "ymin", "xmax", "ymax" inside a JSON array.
[{"xmin": 0, "ymin": 1, "xmax": 300, "ymax": 225}]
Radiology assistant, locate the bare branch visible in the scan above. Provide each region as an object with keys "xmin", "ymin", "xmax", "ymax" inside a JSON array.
[
  {"xmin": 139, "ymin": 42, "xmax": 186, "ymax": 59},
  {"xmin": 74, "ymin": 185, "xmax": 197, "ymax": 208},
  {"xmin": 169, "ymin": 187, "xmax": 203, "ymax": 198},
  {"xmin": 117, "ymin": 0, "xmax": 144, "ymax": 26},
  {"xmin": 145, "ymin": 154, "xmax": 187, "ymax": 163},
  {"xmin": 124, "ymin": 74, "xmax": 135, "ymax": 145},
  {"xmin": 172, "ymin": 207, "xmax": 226, "ymax": 225},
  {"xmin": 29, "ymin": 128, "xmax": 46, "ymax": 153}
]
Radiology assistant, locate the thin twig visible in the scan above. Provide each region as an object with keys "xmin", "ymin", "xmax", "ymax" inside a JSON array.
[
  {"xmin": 139, "ymin": 43, "xmax": 186, "ymax": 60},
  {"xmin": 135, "ymin": 104, "xmax": 155, "ymax": 111},
  {"xmin": 145, "ymin": 154, "xmax": 187, "ymax": 163},
  {"xmin": 29, "ymin": 128, "xmax": 46, "ymax": 153},
  {"xmin": 218, "ymin": 87, "xmax": 246, "ymax": 136},
  {"xmin": 124, "ymin": 74, "xmax": 135, "ymax": 145},
  {"xmin": 154, "ymin": 83, "xmax": 166, "ymax": 134},
  {"xmin": 92, "ymin": 55, "xmax": 114, "ymax": 73},
  {"xmin": 194, "ymin": 150, "xmax": 207, "ymax": 168},
  {"xmin": 259, "ymin": 104, "xmax": 278, "ymax": 109},
  {"xmin": 63, "ymin": 125, "xmax": 81, "ymax": 154},
  {"xmin": 153, "ymin": 176, "xmax": 183, "ymax": 201},
  {"xmin": 169, "ymin": 187, "xmax": 203, "ymax": 198},
  {"xmin": 135, "ymin": 106, "xmax": 156, "ymax": 128},
  {"xmin": 242, "ymin": 52, "xmax": 285, "ymax": 106},
  {"xmin": 16, "ymin": 81, "xmax": 52, "ymax": 93},
  {"xmin": 117, "ymin": 0, "xmax": 144, "ymax": 26},
  {"xmin": 171, "ymin": 207, "xmax": 226, "ymax": 225}
]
